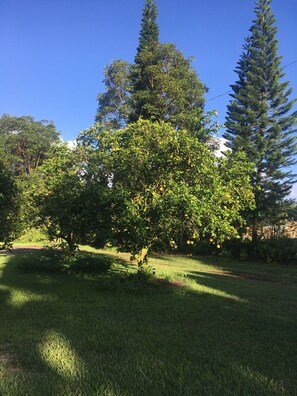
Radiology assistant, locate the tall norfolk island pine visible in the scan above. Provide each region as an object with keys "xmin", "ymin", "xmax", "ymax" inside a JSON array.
[
  {"xmin": 224, "ymin": 0, "xmax": 297, "ymax": 239},
  {"xmin": 129, "ymin": 0, "xmax": 159, "ymax": 123}
]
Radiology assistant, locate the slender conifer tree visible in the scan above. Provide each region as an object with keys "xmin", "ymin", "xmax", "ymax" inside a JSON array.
[
  {"xmin": 130, "ymin": 0, "xmax": 160, "ymax": 122},
  {"xmin": 224, "ymin": 0, "xmax": 297, "ymax": 239}
]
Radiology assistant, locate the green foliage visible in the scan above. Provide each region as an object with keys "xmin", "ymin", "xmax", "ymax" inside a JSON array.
[
  {"xmin": 95, "ymin": 60, "xmax": 132, "ymax": 129},
  {"xmin": 252, "ymin": 238, "xmax": 297, "ymax": 264},
  {"xmin": 0, "ymin": 114, "xmax": 60, "ymax": 237},
  {"xmin": 94, "ymin": 1, "xmax": 212, "ymax": 144},
  {"xmin": 224, "ymin": 0, "xmax": 297, "ymax": 237},
  {"xmin": 67, "ymin": 252, "xmax": 112, "ymax": 274},
  {"xmin": 0, "ymin": 114, "xmax": 60, "ymax": 177},
  {"xmin": 130, "ymin": 0, "xmax": 208, "ymax": 138},
  {"xmin": 28, "ymin": 144, "xmax": 111, "ymax": 252},
  {"xmin": 93, "ymin": 119, "xmax": 254, "ymax": 265},
  {"xmin": 14, "ymin": 227, "xmax": 48, "ymax": 245},
  {"xmin": 131, "ymin": 43, "xmax": 208, "ymax": 139},
  {"xmin": 135, "ymin": 0, "xmax": 159, "ymax": 63},
  {"xmin": 94, "ymin": 0, "xmax": 159, "ymax": 134},
  {"xmin": 0, "ymin": 160, "xmax": 21, "ymax": 248},
  {"xmin": 94, "ymin": 45, "xmax": 209, "ymax": 142},
  {"xmin": 287, "ymin": 201, "xmax": 297, "ymax": 221},
  {"xmin": 202, "ymin": 150, "xmax": 255, "ymax": 241},
  {"xmin": 206, "ymin": 237, "xmax": 297, "ymax": 264}
]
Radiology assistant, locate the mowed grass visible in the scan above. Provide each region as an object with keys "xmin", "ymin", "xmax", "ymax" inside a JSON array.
[{"xmin": 0, "ymin": 247, "xmax": 297, "ymax": 395}]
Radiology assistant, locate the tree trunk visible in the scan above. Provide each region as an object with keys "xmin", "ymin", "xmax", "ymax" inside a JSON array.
[
  {"xmin": 252, "ymin": 219, "xmax": 258, "ymax": 242},
  {"xmin": 65, "ymin": 232, "xmax": 77, "ymax": 253},
  {"xmin": 136, "ymin": 247, "xmax": 149, "ymax": 269}
]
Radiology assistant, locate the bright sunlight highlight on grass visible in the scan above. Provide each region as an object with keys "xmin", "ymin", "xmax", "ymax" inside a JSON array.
[
  {"xmin": 40, "ymin": 331, "xmax": 85, "ymax": 379},
  {"xmin": 187, "ymin": 280, "xmax": 247, "ymax": 303}
]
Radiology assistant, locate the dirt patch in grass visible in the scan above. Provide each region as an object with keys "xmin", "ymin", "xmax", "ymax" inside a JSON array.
[
  {"xmin": 0, "ymin": 347, "xmax": 22, "ymax": 373},
  {"xmin": 153, "ymin": 278, "xmax": 186, "ymax": 287},
  {"xmin": 0, "ymin": 246, "xmax": 45, "ymax": 255}
]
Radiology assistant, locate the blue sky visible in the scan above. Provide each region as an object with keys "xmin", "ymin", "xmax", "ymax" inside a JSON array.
[{"xmin": 1, "ymin": 0, "xmax": 296, "ymax": 195}]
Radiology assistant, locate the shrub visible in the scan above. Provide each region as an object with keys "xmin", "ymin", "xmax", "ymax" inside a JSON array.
[
  {"xmin": 219, "ymin": 238, "xmax": 297, "ymax": 264},
  {"xmin": 188, "ymin": 237, "xmax": 297, "ymax": 264},
  {"xmin": 252, "ymin": 238, "xmax": 297, "ymax": 264}
]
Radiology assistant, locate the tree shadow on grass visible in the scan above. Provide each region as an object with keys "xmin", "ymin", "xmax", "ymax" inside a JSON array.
[
  {"xmin": 13, "ymin": 249, "xmax": 114, "ymax": 273},
  {"xmin": 155, "ymin": 252, "xmax": 297, "ymax": 286},
  {"xmin": 0, "ymin": 250, "xmax": 297, "ymax": 395}
]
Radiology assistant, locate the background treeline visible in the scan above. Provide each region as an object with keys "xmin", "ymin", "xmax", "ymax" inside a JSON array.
[{"xmin": 0, "ymin": 0, "xmax": 296, "ymax": 264}]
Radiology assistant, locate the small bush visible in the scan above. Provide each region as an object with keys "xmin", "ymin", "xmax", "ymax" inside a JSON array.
[{"xmin": 68, "ymin": 253, "xmax": 112, "ymax": 274}]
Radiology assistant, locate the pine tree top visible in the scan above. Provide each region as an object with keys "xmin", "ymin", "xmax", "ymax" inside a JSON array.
[{"xmin": 135, "ymin": 0, "xmax": 159, "ymax": 61}]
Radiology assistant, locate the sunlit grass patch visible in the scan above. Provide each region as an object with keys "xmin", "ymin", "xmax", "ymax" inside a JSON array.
[
  {"xmin": 233, "ymin": 364, "xmax": 286, "ymax": 394},
  {"xmin": 40, "ymin": 331, "xmax": 85, "ymax": 379},
  {"xmin": 5, "ymin": 287, "xmax": 46, "ymax": 308},
  {"xmin": 186, "ymin": 278, "xmax": 248, "ymax": 303}
]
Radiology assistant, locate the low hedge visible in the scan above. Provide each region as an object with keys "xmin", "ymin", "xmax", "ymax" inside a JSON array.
[{"xmin": 182, "ymin": 238, "xmax": 297, "ymax": 264}]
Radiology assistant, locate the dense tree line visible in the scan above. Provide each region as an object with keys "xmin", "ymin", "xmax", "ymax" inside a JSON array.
[{"xmin": 0, "ymin": 0, "xmax": 296, "ymax": 265}]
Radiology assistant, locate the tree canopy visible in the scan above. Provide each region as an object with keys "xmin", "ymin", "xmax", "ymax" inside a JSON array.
[
  {"xmin": 95, "ymin": 60, "xmax": 132, "ymax": 130},
  {"xmin": 87, "ymin": 119, "xmax": 254, "ymax": 266},
  {"xmin": 130, "ymin": 44, "xmax": 207, "ymax": 140},
  {"xmin": 95, "ymin": 0, "xmax": 209, "ymax": 142},
  {"xmin": 0, "ymin": 114, "xmax": 60, "ymax": 177}
]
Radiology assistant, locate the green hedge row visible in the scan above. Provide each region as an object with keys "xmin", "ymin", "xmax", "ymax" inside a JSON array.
[{"xmin": 182, "ymin": 238, "xmax": 297, "ymax": 264}]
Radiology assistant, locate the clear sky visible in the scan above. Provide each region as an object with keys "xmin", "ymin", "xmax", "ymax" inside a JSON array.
[{"xmin": 1, "ymin": 0, "xmax": 296, "ymax": 195}]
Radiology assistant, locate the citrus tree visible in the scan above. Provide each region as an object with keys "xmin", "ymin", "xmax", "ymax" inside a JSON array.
[{"xmin": 89, "ymin": 119, "xmax": 254, "ymax": 267}]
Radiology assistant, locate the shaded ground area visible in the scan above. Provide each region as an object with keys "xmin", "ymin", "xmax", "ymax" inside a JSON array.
[
  {"xmin": 0, "ymin": 248, "xmax": 297, "ymax": 395},
  {"xmin": 0, "ymin": 246, "xmax": 45, "ymax": 255}
]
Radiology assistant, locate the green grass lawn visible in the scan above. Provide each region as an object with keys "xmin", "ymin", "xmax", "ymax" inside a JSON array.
[{"xmin": 1, "ymin": 247, "xmax": 297, "ymax": 395}]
